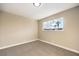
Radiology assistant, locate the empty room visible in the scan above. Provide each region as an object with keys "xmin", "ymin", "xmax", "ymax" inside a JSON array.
[{"xmin": 0, "ymin": 3, "xmax": 79, "ymax": 56}]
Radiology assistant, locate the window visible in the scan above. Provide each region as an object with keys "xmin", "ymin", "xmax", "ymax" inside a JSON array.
[{"xmin": 42, "ymin": 17, "xmax": 64, "ymax": 31}]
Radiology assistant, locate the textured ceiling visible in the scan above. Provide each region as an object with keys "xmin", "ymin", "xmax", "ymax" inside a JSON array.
[{"xmin": 1, "ymin": 3, "xmax": 79, "ymax": 20}]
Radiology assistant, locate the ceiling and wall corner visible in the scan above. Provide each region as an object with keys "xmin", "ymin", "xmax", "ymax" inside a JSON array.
[
  {"xmin": 0, "ymin": 3, "xmax": 79, "ymax": 54},
  {"xmin": 0, "ymin": 3, "xmax": 79, "ymax": 20},
  {"xmin": 38, "ymin": 6, "xmax": 79, "ymax": 54}
]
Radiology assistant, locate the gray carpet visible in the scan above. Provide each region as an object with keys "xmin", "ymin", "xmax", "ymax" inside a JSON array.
[{"xmin": 0, "ymin": 40, "xmax": 79, "ymax": 56}]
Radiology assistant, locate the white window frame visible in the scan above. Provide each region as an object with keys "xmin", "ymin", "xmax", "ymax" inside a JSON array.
[{"xmin": 42, "ymin": 17, "xmax": 64, "ymax": 31}]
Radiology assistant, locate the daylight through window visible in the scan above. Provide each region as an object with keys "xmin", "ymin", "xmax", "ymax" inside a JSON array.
[{"xmin": 42, "ymin": 17, "xmax": 64, "ymax": 31}]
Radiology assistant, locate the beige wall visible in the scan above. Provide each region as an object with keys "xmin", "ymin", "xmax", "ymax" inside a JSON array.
[
  {"xmin": 0, "ymin": 11, "xmax": 38, "ymax": 48},
  {"xmin": 38, "ymin": 6, "xmax": 79, "ymax": 52}
]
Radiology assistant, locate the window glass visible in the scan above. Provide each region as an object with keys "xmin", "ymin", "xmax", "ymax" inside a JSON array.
[{"xmin": 42, "ymin": 17, "xmax": 64, "ymax": 31}]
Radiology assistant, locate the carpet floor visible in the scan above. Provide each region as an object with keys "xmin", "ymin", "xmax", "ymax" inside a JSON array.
[{"xmin": 0, "ymin": 40, "xmax": 79, "ymax": 56}]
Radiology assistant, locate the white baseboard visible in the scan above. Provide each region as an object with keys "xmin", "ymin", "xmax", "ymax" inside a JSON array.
[
  {"xmin": 0, "ymin": 39, "xmax": 38, "ymax": 50},
  {"xmin": 39, "ymin": 40, "xmax": 79, "ymax": 54},
  {"xmin": 0, "ymin": 39, "xmax": 79, "ymax": 54}
]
